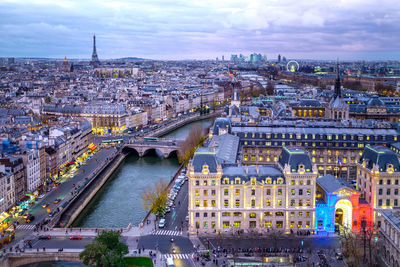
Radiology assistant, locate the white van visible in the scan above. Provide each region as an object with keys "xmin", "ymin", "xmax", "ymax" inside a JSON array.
[{"xmin": 166, "ymin": 258, "xmax": 175, "ymax": 267}]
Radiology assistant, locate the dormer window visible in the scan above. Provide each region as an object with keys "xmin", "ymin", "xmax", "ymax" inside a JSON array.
[
  {"xmin": 277, "ymin": 178, "xmax": 284, "ymax": 184},
  {"xmin": 202, "ymin": 164, "xmax": 209, "ymax": 174},
  {"xmin": 235, "ymin": 178, "xmax": 241, "ymax": 184},
  {"xmin": 251, "ymin": 178, "xmax": 256, "ymax": 185},
  {"xmin": 266, "ymin": 178, "xmax": 272, "ymax": 184},
  {"xmin": 223, "ymin": 178, "xmax": 229, "ymax": 184},
  {"xmin": 387, "ymin": 164, "xmax": 394, "ymax": 173},
  {"xmin": 298, "ymin": 164, "xmax": 305, "ymax": 174}
]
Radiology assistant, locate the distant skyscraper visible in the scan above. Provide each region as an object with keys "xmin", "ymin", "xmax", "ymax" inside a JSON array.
[
  {"xmin": 278, "ymin": 54, "xmax": 281, "ymax": 63},
  {"xmin": 222, "ymin": 55, "xmax": 224, "ymax": 61},
  {"xmin": 90, "ymin": 34, "xmax": 100, "ymax": 67}
]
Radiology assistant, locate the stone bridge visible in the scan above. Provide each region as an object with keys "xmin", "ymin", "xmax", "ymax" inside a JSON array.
[
  {"xmin": 123, "ymin": 138, "xmax": 184, "ymax": 158},
  {"xmin": 1, "ymin": 251, "xmax": 81, "ymax": 267}
]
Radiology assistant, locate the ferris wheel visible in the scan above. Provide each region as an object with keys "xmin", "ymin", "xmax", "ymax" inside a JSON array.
[{"xmin": 286, "ymin": 60, "xmax": 299, "ymax": 72}]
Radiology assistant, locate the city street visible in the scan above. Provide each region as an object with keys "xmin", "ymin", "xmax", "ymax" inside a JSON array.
[{"xmin": 7, "ymin": 147, "xmax": 115, "ymax": 248}]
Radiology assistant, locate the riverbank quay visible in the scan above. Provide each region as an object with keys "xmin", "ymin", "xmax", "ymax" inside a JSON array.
[{"xmin": 52, "ymin": 146, "xmax": 122, "ymax": 228}]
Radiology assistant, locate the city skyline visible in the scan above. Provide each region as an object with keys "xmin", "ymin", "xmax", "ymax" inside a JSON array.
[{"xmin": 1, "ymin": 0, "xmax": 400, "ymax": 60}]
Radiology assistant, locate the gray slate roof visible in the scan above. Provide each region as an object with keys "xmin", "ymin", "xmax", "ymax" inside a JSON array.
[
  {"xmin": 360, "ymin": 145, "xmax": 400, "ymax": 172},
  {"xmin": 317, "ymin": 174, "xmax": 356, "ymax": 194},
  {"xmin": 192, "ymin": 148, "xmax": 219, "ymax": 173},
  {"xmin": 208, "ymin": 134, "xmax": 239, "ymax": 164}
]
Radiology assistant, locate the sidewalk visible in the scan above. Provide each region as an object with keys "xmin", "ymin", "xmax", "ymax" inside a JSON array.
[{"xmin": 189, "ymin": 234, "xmax": 207, "ymax": 251}]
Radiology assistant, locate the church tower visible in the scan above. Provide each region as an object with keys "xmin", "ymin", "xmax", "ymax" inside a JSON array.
[
  {"xmin": 326, "ymin": 61, "xmax": 349, "ymax": 120},
  {"xmin": 90, "ymin": 34, "xmax": 100, "ymax": 67}
]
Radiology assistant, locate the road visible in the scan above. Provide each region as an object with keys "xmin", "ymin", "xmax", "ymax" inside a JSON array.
[{"xmin": 7, "ymin": 147, "xmax": 115, "ymax": 248}]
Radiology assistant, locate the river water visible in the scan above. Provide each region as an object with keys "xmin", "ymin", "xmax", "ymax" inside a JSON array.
[{"xmin": 72, "ymin": 118, "xmax": 212, "ymax": 228}]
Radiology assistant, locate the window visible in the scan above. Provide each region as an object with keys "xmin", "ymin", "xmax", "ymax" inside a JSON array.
[
  {"xmin": 266, "ymin": 178, "xmax": 272, "ymax": 184},
  {"xmin": 299, "ymin": 189, "xmax": 303, "ymax": 195},
  {"xmin": 299, "ymin": 200, "xmax": 303, "ymax": 206},
  {"xmin": 234, "ymin": 221, "xmax": 241, "ymax": 228},
  {"xmin": 395, "ymin": 189, "xmax": 399, "ymax": 195},
  {"xmin": 235, "ymin": 189, "xmax": 240, "ymax": 195},
  {"xmin": 266, "ymin": 199, "xmax": 271, "ymax": 206},
  {"xmin": 195, "ymin": 190, "xmax": 199, "ymax": 196},
  {"xmin": 290, "ymin": 221, "xmax": 295, "ymax": 228},
  {"xmin": 235, "ymin": 199, "xmax": 240, "ymax": 207},
  {"xmin": 211, "ymin": 180, "xmax": 216, "ymax": 186},
  {"xmin": 233, "ymin": 212, "xmax": 242, "ymax": 217},
  {"xmin": 277, "ymin": 178, "xmax": 283, "ymax": 184},
  {"xmin": 195, "ymin": 212, "xmax": 200, "ymax": 218},
  {"xmin": 291, "ymin": 180, "xmax": 295, "ymax": 185},
  {"xmin": 307, "ymin": 189, "xmax": 311, "ymax": 195},
  {"xmin": 266, "ymin": 189, "xmax": 271, "ymax": 195},
  {"xmin": 275, "ymin": 212, "xmax": 284, "ymax": 217},
  {"xmin": 395, "ymin": 199, "xmax": 398, "ymax": 206},
  {"xmin": 306, "ymin": 212, "xmax": 311, "ymax": 217},
  {"xmin": 251, "ymin": 199, "xmax": 256, "ymax": 207},
  {"xmin": 224, "ymin": 189, "xmax": 229, "ymax": 196},
  {"xmin": 249, "ymin": 221, "xmax": 256, "ymax": 228},
  {"xmin": 203, "ymin": 190, "xmax": 208, "ymax": 196},
  {"xmin": 290, "ymin": 199, "xmax": 295, "ymax": 206},
  {"xmin": 298, "ymin": 212, "xmax": 303, "ymax": 217},
  {"xmin": 211, "ymin": 212, "xmax": 216, "ymax": 217},
  {"xmin": 203, "ymin": 180, "xmax": 208, "ymax": 186},
  {"xmin": 211, "ymin": 222, "xmax": 216, "ymax": 229},
  {"xmin": 387, "ymin": 179, "xmax": 391, "ymax": 185},
  {"xmin": 251, "ymin": 189, "xmax": 255, "ymax": 196},
  {"xmin": 223, "ymin": 221, "xmax": 230, "ymax": 228},
  {"xmin": 276, "ymin": 221, "xmax": 283, "ymax": 228},
  {"xmin": 264, "ymin": 212, "xmax": 272, "ymax": 216},
  {"xmin": 306, "ymin": 221, "xmax": 310, "ymax": 228},
  {"xmin": 203, "ymin": 222, "xmax": 208, "ymax": 229},
  {"xmin": 235, "ymin": 178, "xmax": 241, "ymax": 184},
  {"xmin": 386, "ymin": 199, "xmax": 390, "ymax": 206},
  {"xmin": 298, "ymin": 221, "xmax": 303, "ymax": 228},
  {"xmin": 224, "ymin": 200, "xmax": 229, "ymax": 207},
  {"xmin": 264, "ymin": 221, "xmax": 272, "ymax": 228},
  {"xmin": 203, "ymin": 200, "xmax": 208, "ymax": 207},
  {"xmin": 277, "ymin": 189, "xmax": 282, "ymax": 195},
  {"xmin": 204, "ymin": 212, "xmax": 208, "ymax": 217},
  {"xmin": 195, "ymin": 180, "xmax": 199, "ymax": 186},
  {"xmin": 378, "ymin": 199, "xmax": 382, "ymax": 206},
  {"xmin": 222, "ymin": 212, "xmax": 231, "ymax": 217},
  {"xmin": 211, "ymin": 190, "xmax": 216, "ymax": 196},
  {"xmin": 299, "ymin": 180, "xmax": 303, "ymax": 185},
  {"xmin": 396, "ymin": 179, "xmax": 399, "ymax": 185},
  {"xmin": 290, "ymin": 212, "xmax": 295, "ymax": 217},
  {"xmin": 196, "ymin": 222, "xmax": 200, "ymax": 229},
  {"xmin": 250, "ymin": 213, "xmax": 256, "ymax": 218},
  {"xmin": 379, "ymin": 189, "xmax": 383, "ymax": 195},
  {"xmin": 223, "ymin": 178, "xmax": 229, "ymax": 184},
  {"xmin": 306, "ymin": 200, "xmax": 311, "ymax": 206},
  {"xmin": 251, "ymin": 178, "xmax": 256, "ymax": 185},
  {"xmin": 277, "ymin": 199, "xmax": 282, "ymax": 206},
  {"xmin": 307, "ymin": 180, "xmax": 311, "ymax": 185},
  {"xmin": 387, "ymin": 189, "xmax": 391, "ymax": 195},
  {"xmin": 291, "ymin": 189, "xmax": 295, "ymax": 195},
  {"xmin": 379, "ymin": 180, "xmax": 383, "ymax": 185},
  {"xmin": 211, "ymin": 200, "xmax": 216, "ymax": 207},
  {"xmin": 195, "ymin": 200, "xmax": 200, "ymax": 207}
]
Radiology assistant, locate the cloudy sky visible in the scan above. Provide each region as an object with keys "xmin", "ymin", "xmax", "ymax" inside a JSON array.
[{"xmin": 1, "ymin": 0, "xmax": 399, "ymax": 60}]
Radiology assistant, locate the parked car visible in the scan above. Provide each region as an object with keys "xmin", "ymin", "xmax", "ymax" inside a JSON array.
[
  {"xmin": 69, "ymin": 235, "xmax": 82, "ymax": 240},
  {"xmin": 41, "ymin": 203, "xmax": 50, "ymax": 208},
  {"xmin": 38, "ymin": 235, "xmax": 51, "ymax": 240},
  {"xmin": 159, "ymin": 218, "xmax": 166, "ymax": 228},
  {"xmin": 185, "ymin": 215, "xmax": 189, "ymax": 222},
  {"xmin": 53, "ymin": 198, "xmax": 61, "ymax": 204}
]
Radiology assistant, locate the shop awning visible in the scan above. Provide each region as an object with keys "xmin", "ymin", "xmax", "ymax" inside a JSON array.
[{"xmin": 88, "ymin": 143, "xmax": 97, "ymax": 150}]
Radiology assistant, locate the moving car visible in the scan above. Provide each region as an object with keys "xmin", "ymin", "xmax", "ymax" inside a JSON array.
[
  {"xmin": 41, "ymin": 203, "xmax": 50, "ymax": 208},
  {"xmin": 159, "ymin": 218, "xmax": 166, "ymax": 228},
  {"xmin": 25, "ymin": 215, "xmax": 35, "ymax": 223},
  {"xmin": 69, "ymin": 235, "xmax": 82, "ymax": 240},
  {"xmin": 38, "ymin": 235, "xmax": 51, "ymax": 240},
  {"xmin": 53, "ymin": 198, "xmax": 61, "ymax": 204}
]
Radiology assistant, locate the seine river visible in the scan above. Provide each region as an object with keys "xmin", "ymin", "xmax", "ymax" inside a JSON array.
[{"xmin": 72, "ymin": 118, "xmax": 212, "ymax": 228}]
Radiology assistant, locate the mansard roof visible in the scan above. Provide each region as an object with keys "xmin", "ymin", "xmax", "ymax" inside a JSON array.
[
  {"xmin": 278, "ymin": 146, "xmax": 312, "ymax": 172},
  {"xmin": 360, "ymin": 145, "xmax": 400, "ymax": 172}
]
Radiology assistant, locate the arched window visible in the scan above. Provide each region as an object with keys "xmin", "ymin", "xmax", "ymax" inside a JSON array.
[
  {"xmin": 266, "ymin": 178, "xmax": 272, "ymax": 184},
  {"xmin": 277, "ymin": 178, "xmax": 284, "ymax": 184},
  {"xmin": 235, "ymin": 178, "xmax": 241, "ymax": 185}
]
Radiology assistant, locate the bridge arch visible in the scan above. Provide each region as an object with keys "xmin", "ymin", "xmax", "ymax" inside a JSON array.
[
  {"xmin": 121, "ymin": 146, "xmax": 139, "ymax": 156},
  {"xmin": 142, "ymin": 148, "xmax": 164, "ymax": 158},
  {"xmin": 166, "ymin": 150, "xmax": 179, "ymax": 159}
]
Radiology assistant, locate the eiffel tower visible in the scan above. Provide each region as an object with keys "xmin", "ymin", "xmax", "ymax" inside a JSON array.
[{"xmin": 90, "ymin": 34, "xmax": 100, "ymax": 67}]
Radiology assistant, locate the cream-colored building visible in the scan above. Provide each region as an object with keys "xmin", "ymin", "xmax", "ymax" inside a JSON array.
[
  {"xmin": 378, "ymin": 209, "xmax": 400, "ymax": 267},
  {"xmin": 188, "ymin": 146, "xmax": 318, "ymax": 234},
  {"xmin": 357, "ymin": 145, "xmax": 400, "ymax": 227}
]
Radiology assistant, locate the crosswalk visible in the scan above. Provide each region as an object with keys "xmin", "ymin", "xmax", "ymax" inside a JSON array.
[
  {"xmin": 16, "ymin": 224, "xmax": 36, "ymax": 230},
  {"xmin": 163, "ymin": 253, "xmax": 193, "ymax": 260},
  {"xmin": 152, "ymin": 230, "xmax": 182, "ymax": 236}
]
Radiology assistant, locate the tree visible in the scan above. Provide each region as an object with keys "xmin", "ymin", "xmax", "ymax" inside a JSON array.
[
  {"xmin": 266, "ymin": 80, "xmax": 275, "ymax": 95},
  {"xmin": 178, "ymin": 124, "xmax": 206, "ymax": 165},
  {"xmin": 339, "ymin": 227, "xmax": 363, "ymax": 266},
  {"xmin": 142, "ymin": 179, "xmax": 168, "ymax": 220},
  {"xmin": 79, "ymin": 230, "xmax": 129, "ymax": 267}
]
